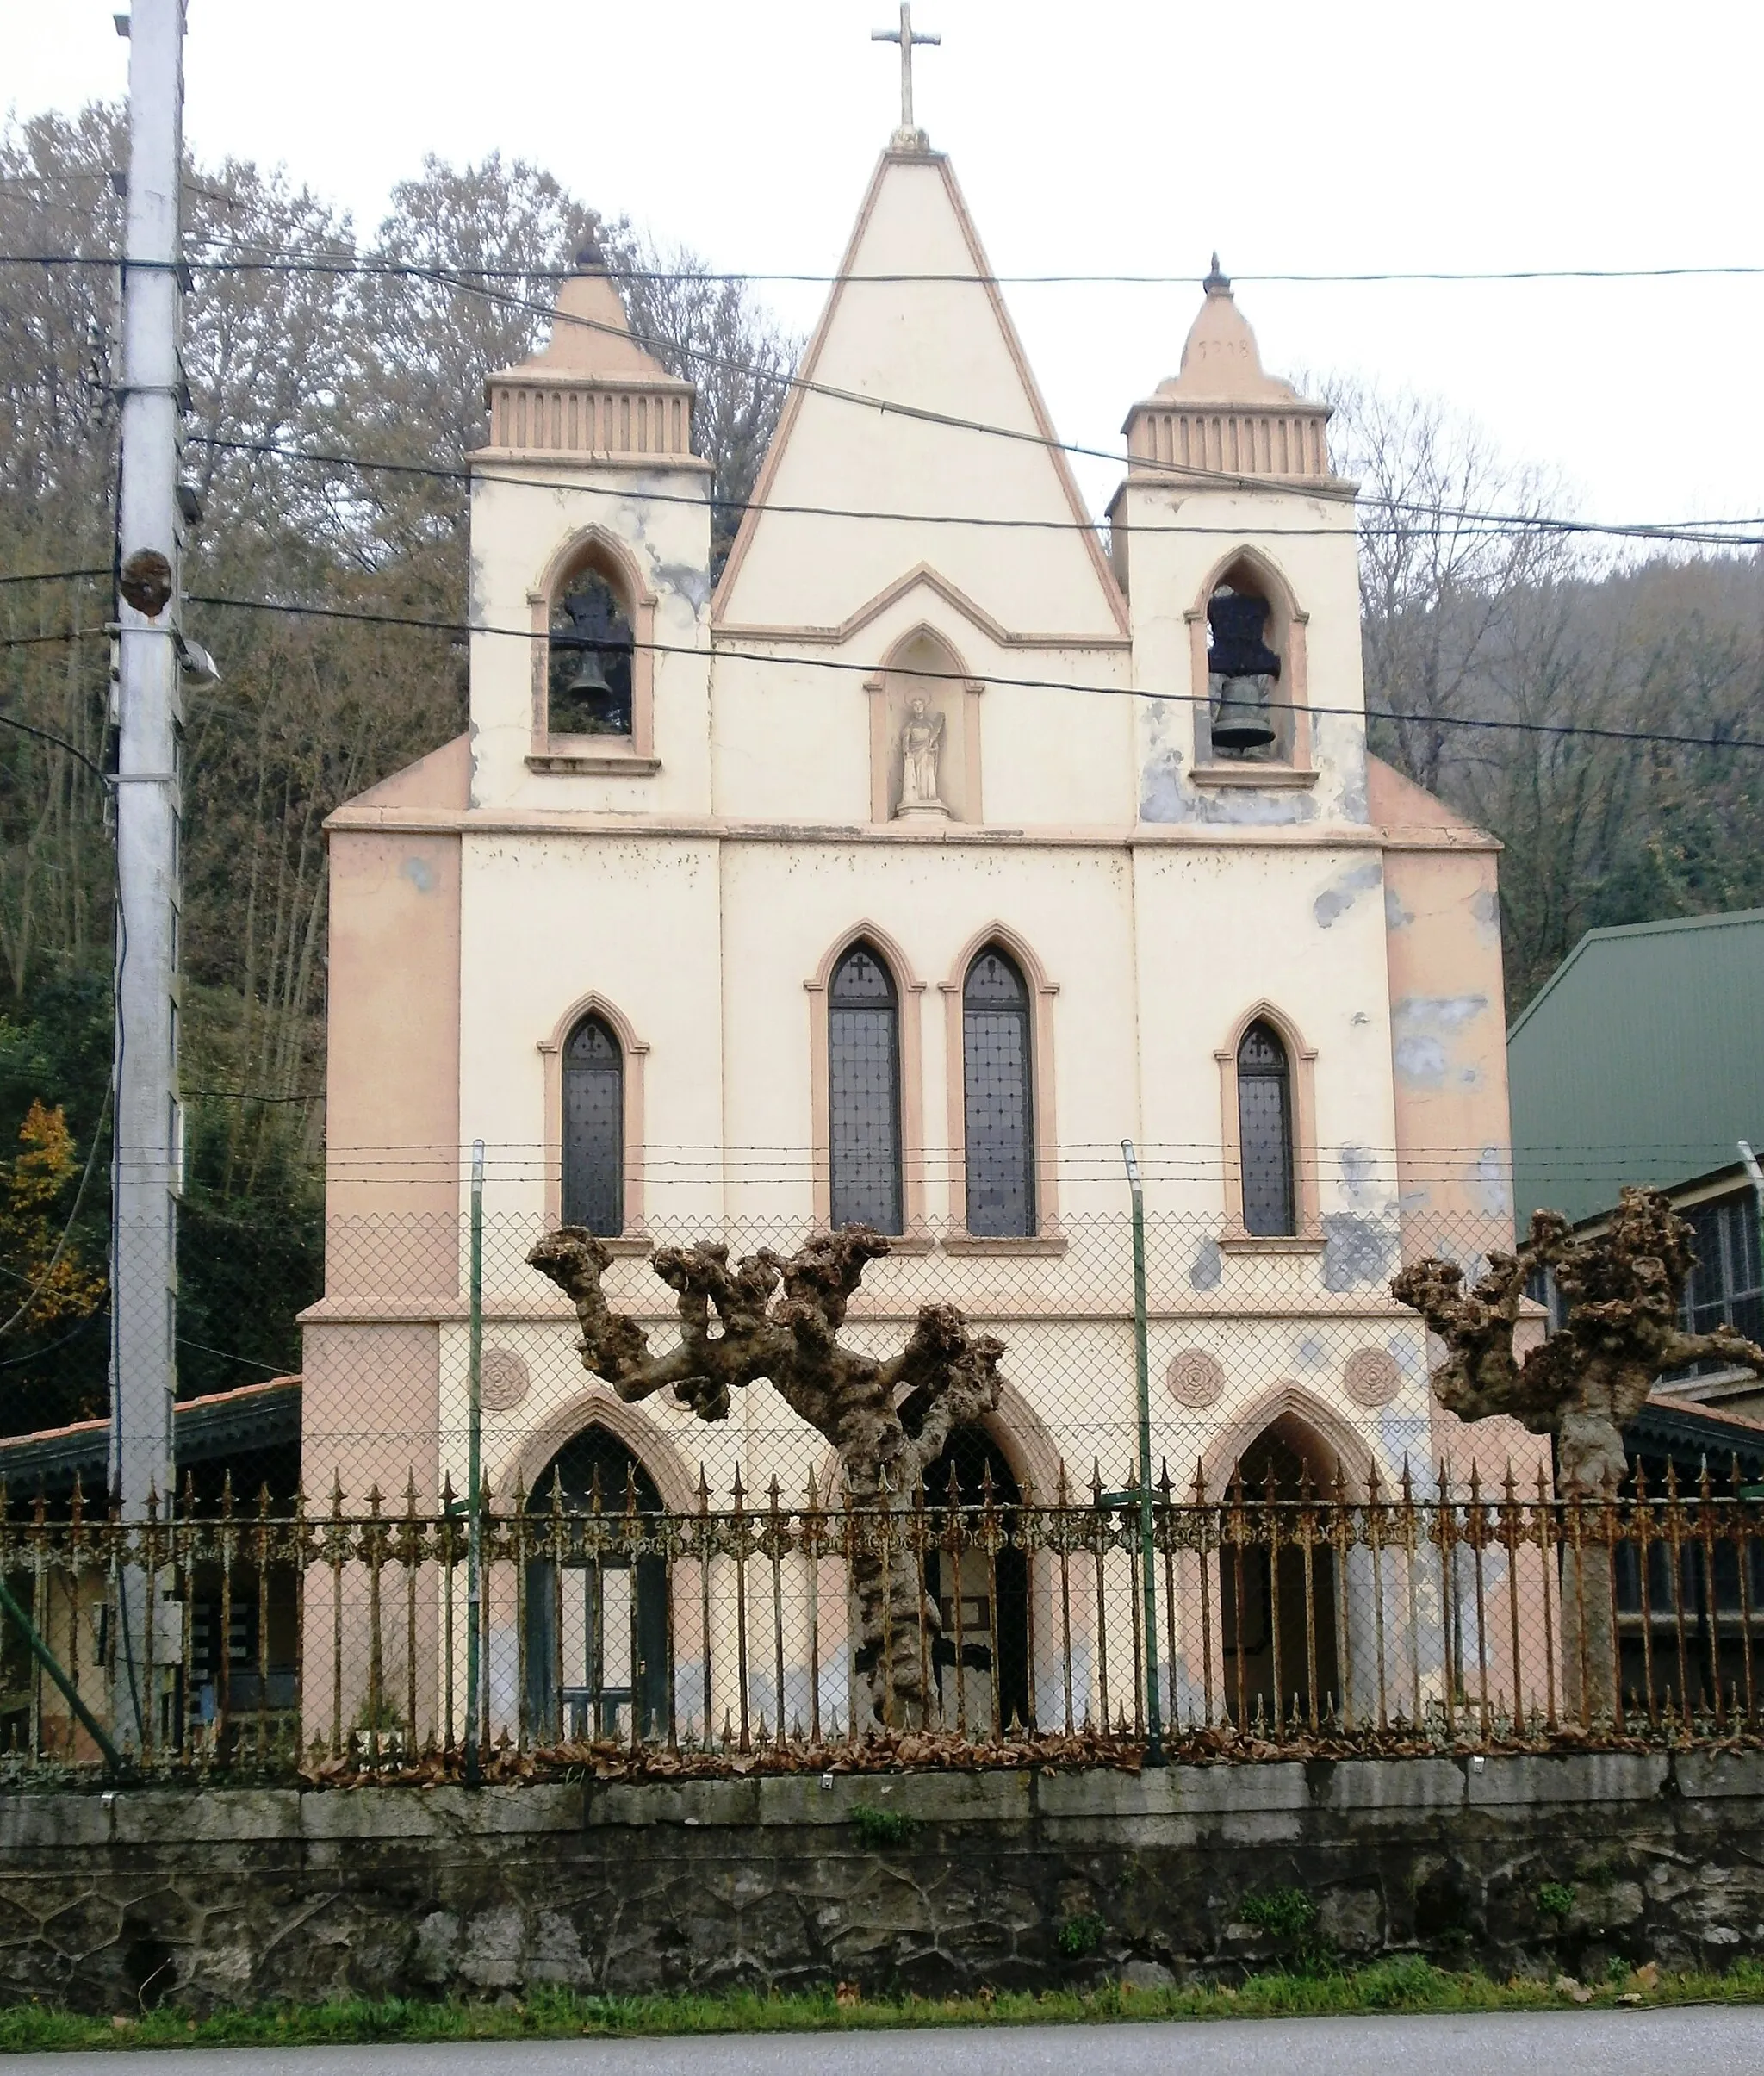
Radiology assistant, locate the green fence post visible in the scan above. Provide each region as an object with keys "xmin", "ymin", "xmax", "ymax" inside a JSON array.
[
  {"xmin": 464, "ymin": 1138, "xmax": 484, "ymax": 1786},
  {"xmin": 1122, "ymin": 1139, "xmax": 1164, "ymax": 1762}
]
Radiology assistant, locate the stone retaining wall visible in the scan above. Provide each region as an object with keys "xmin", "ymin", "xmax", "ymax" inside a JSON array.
[{"xmin": 2, "ymin": 1753, "xmax": 1761, "ymax": 2013}]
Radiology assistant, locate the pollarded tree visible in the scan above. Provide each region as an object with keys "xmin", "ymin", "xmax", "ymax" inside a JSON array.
[
  {"xmin": 530, "ymin": 1223, "xmax": 1005, "ymax": 1727},
  {"xmin": 1391, "ymin": 1187, "xmax": 1764, "ymax": 1498},
  {"xmin": 1391, "ymin": 1186, "xmax": 1764, "ymax": 1713}
]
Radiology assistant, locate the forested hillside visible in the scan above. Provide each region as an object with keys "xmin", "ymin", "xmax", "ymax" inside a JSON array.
[
  {"xmin": 3, "ymin": 104, "xmax": 1760, "ymax": 1439},
  {"xmin": 0, "ymin": 107, "xmax": 793, "ymax": 1432}
]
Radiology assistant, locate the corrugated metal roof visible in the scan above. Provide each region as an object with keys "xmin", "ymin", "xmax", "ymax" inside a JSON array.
[{"xmin": 1507, "ymin": 908, "xmax": 1764, "ymax": 1225}]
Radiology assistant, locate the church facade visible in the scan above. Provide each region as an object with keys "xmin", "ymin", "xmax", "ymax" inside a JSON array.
[{"xmin": 301, "ymin": 136, "xmax": 1537, "ymax": 1736}]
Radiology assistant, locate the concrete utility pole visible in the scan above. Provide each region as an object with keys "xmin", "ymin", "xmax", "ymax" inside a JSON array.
[{"xmin": 110, "ymin": 0, "xmax": 188, "ymax": 1746}]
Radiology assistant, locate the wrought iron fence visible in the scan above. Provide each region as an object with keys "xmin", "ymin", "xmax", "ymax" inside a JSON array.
[{"xmin": 4, "ymin": 1460, "xmax": 1762, "ymax": 1778}]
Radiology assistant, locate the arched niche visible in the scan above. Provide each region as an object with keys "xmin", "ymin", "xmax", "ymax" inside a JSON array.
[
  {"xmin": 1185, "ymin": 546, "xmax": 1311, "ymax": 771},
  {"xmin": 864, "ymin": 624, "xmax": 984, "ymax": 824}
]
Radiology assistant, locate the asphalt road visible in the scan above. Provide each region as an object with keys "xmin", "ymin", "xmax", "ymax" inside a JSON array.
[{"xmin": 10, "ymin": 2007, "xmax": 1762, "ymax": 2075}]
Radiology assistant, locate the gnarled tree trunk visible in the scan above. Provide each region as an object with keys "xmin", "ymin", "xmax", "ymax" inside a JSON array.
[
  {"xmin": 1392, "ymin": 1187, "xmax": 1764, "ymax": 1721},
  {"xmin": 529, "ymin": 1224, "xmax": 1004, "ymax": 1727}
]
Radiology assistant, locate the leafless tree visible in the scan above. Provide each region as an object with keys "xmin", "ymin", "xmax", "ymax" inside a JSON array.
[
  {"xmin": 1392, "ymin": 1187, "xmax": 1764, "ymax": 1711},
  {"xmin": 530, "ymin": 1224, "xmax": 1004, "ymax": 1725}
]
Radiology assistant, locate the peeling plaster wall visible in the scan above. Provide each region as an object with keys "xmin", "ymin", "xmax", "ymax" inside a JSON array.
[
  {"xmin": 1133, "ymin": 842, "xmax": 1401, "ymax": 1236},
  {"xmin": 312, "ymin": 152, "xmax": 1540, "ymax": 1558},
  {"xmin": 1117, "ymin": 480, "xmax": 1366, "ymax": 832},
  {"xmin": 1370, "ymin": 756, "xmax": 1537, "ymax": 1481},
  {"xmin": 467, "ymin": 466, "xmax": 713, "ymax": 817}
]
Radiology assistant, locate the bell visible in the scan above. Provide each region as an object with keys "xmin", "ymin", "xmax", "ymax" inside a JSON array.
[
  {"xmin": 1207, "ymin": 592, "xmax": 1281, "ymax": 752},
  {"xmin": 562, "ymin": 646, "xmax": 613, "ymax": 701},
  {"xmin": 1210, "ymin": 675, "xmax": 1277, "ymax": 750}
]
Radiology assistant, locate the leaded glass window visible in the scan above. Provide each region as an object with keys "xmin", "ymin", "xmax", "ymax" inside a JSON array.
[
  {"xmin": 963, "ymin": 948, "xmax": 1034, "ymax": 1238},
  {"xmin": 829, "ymin": 943, "xmax": 903, "ymax": 1233},
  {"xmin": 1238, "ymin": 1020, "xmax": 1295, "ymax": 1238},
  {"xmin": 562, "ymin": 1013, "xmax": 624, "ymax": 1234}
]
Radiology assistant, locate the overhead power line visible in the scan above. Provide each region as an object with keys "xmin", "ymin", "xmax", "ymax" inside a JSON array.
[
  {"xmin": 0, "ymin": 566, "xmax": 110, "ymax": 587},
  {"xmin": 11, "ymin": 248, "xmax": 1764, "ymax": 286},
  {"xmin": 13, "ymin": 249, "xmax": 1761, "ymax": 546},
  {"xmin": 0, "ymin": 707, "xmax": 110, "ymax": 776},
  {"xmin": 181, "ymin": 588, "xmax": 1764, "ymax": 759},
  {"xmin": 14, "ymin": 246, "xmax": 1764, "ymax": 538},
  {"xmin": 189, "ymin": 433, "xmax": 1764, "ymax": 550}
]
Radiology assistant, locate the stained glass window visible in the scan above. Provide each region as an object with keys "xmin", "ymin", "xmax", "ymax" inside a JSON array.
[
  {"xmin": 562, "ymin": 1014, "xmax": 624, "ymax": 1234},
  {"xmin": 1238, "ymin": 1020, "xmax": 1295, "ymax": 1237},
  {"xmin": 963, "ymin": 948, "xmax": 1034, "ymax": 1238},
  {"xmin": 829, "ymin": 944, "xmax": 903, "ymax": 1233}
]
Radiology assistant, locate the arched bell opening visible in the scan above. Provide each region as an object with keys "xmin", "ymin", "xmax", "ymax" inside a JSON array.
[
  {"xmin": 522, "ymin": 1422, "xmax": 668, "ymax": 1743},
  {"xmin": 1202, "ymin": 554, "xmax": 1293, "ymax": 764},
  {"xmin": 917, "ymin": 1424, "xmax": 1031, "ymax": 1737},
  {"xmin": 547, "ymin": 561, "xmax": 635, "ymax": 738},
  {"xmin": 1217, "ymin": 1414, "xmax": 1343, "ymax": 1731}
]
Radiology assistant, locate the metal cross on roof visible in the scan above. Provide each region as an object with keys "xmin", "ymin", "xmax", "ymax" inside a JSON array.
[{"xmin": 872, "ymin": 3, "xmax": 941, "ymax": 143}]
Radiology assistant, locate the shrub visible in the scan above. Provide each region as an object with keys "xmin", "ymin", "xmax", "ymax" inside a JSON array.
[
  {"xmin": 1240, "ymin": 1887, "xmax": 1320, "ymax": 1942},
  {"xmin": 1056, "ymin": 1914, "xmax": 1106, "ymax": 1959},
  {"xmin": 849, "ymin": 1803, "xmax": 917, "ymax": 1850},
  {"xmin": 1536, "ymin": 1884, "xmax": 1575, "ymax": 1921}
]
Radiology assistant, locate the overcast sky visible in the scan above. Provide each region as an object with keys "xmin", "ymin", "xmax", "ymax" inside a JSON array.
[{"xmin": 11, "ymin": 0, "xmax": 1762, "ymax": 536}]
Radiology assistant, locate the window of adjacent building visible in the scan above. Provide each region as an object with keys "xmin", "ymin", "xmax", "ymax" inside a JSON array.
[
  {"xmin": 963, "ymin": 947, "xmax": 1034, "ymax": 1237},
  {"xmin": 828, "ymin": 943, "xmax": 903, "ymax": 1234},
  {"xmin": 548, "ymin": 569, "xmax": 634, "ymax": 737},
  {"xmin": 1677, "ymin": 1191, "xmax": 1763, "ymax": 1370},
  {"xmin": 562, "ymin": 1013, "xmax": 624, "ymax": 1234},
  {"xmin": 1238, "ymin": 1020, "xmax": 1296, "ymax": 1237}
]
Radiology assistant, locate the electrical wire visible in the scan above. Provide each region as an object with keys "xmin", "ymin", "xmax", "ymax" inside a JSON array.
[
  {"xmin": 188, "ymin": 432, "xmax": 1764, "ymax": 550},
  {"xmin": 181, "ymin": 589, "xmax": 1764, "ymax": 758},
  {"xmin": 14, "ymin": 249, "xmax": 1764, "ymax": 286},
  {"xmin": 0, "ymin": 567, "xmax": 109, "ymax": 587},
  {"xmin": 0, "ymin": 629, "xmax": 95, "ymax": 651},
  {"xmin": 18, "ymin": 247, "xmax": 1764, "ymax": 544},
  {"xmin": 0, "ymin": 706, "xmax": 111, "ymax": 777}
]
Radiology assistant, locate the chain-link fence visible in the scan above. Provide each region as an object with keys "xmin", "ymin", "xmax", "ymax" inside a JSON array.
[{"xmin": 3, "ymin": 1202, "xmax": 1761, "ymax": 1775}]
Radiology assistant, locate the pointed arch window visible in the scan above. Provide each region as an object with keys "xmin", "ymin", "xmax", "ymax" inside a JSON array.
[
  {"xmin": 1237, "ymin": 1020, "xmax": 1295, "ymax": 1237},
  {"xmin": 562, "ymin": 1013, "xmax": 624, "ymax": 1234},
  {"xmin": 963, "ymin": 948, "xmax": 1034, "ymax": 1238},
  {"xmin": 828, "ymin": 942, "xmax": 903, "ymax": 1234}
]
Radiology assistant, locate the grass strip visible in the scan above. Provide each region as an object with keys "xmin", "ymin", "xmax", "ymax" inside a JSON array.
[{"xmin": 3, "ymin": 1958, "xmax": 1762, "ymax": 2053}]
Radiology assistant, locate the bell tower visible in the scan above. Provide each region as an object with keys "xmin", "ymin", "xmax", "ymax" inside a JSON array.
[
  {"xmin": 466, "ymin": 233, "xmax": 714, "ymax": 813},
  {"xmin": 1109, "ymin": 261, "xmax": 1366, "ymax": 824}
]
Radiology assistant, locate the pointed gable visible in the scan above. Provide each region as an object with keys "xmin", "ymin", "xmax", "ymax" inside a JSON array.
[{"xmin": 714, "ymin": 149, "xmax": 1126, "ymax": 643}]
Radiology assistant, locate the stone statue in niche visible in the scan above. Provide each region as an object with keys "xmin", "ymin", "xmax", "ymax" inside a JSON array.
[{"xmin": 896, "ymin": 697, "xmax": 948, "ymax": 819}]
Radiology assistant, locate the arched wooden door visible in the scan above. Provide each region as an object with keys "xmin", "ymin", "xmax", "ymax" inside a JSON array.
[
  {"xmin": 1218, "ymin": 1421, "xmax": 1341, "ymax": 1730},
  {"xmin": 918, "ymin": 1425, "xmax": 1031, "ymax": 1735},
  {"xmin": 524, "ymin": 1424, "xmax": 669, "ymax": 1743}
]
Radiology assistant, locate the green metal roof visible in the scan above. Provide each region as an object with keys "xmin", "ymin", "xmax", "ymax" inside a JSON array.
[{"xmin": 1507, "ymin": 908, "xmax": 1764, "ymax": 1225}]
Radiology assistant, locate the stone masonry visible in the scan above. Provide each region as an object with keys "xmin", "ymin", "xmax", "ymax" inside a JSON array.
[{"xmin": 1, "ymin": 1753, "xmax": 1761, "ymax": 2014}]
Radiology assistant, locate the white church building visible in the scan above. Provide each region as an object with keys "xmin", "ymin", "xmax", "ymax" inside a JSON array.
[{"xmin": 301, "ymin": 114, "xmax": 1539, "ymax": 1738}]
